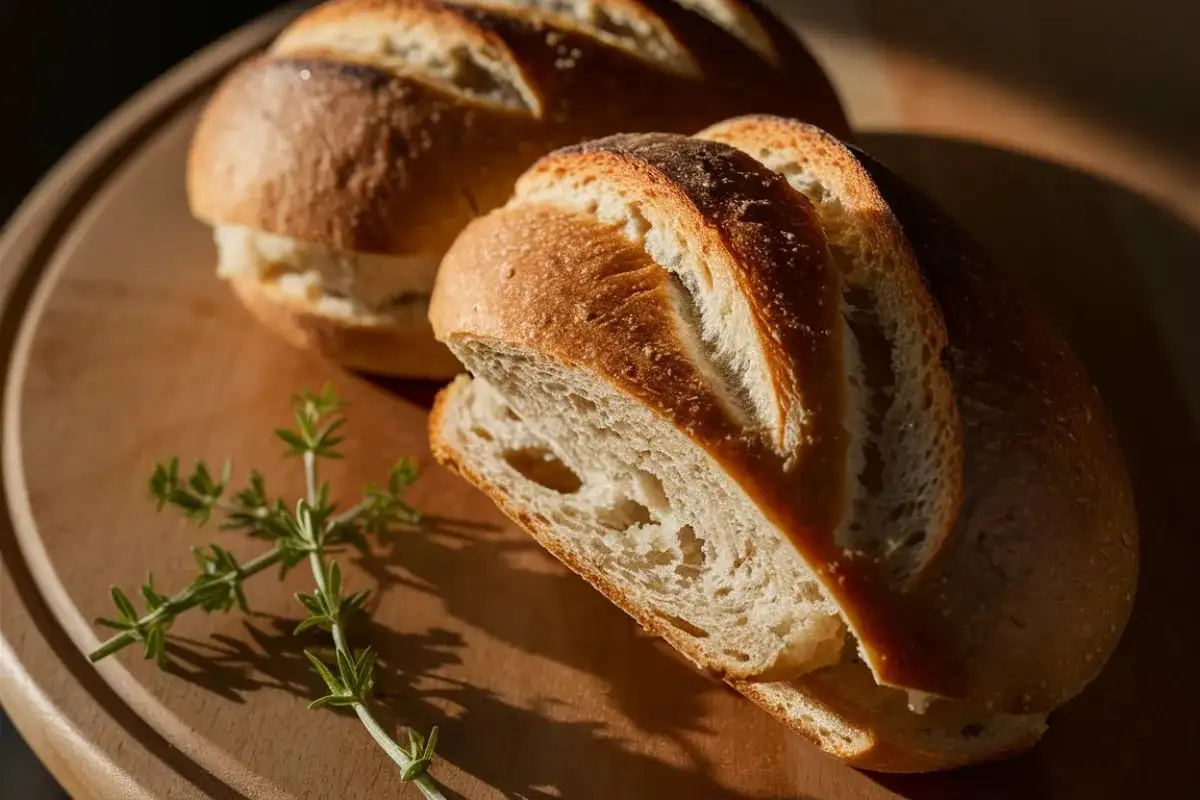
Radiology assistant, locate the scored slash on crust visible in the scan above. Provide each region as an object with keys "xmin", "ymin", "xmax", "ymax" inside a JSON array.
[{"xmin": 185, "ymin": 0, "xmax": 849, "ymax": 378}]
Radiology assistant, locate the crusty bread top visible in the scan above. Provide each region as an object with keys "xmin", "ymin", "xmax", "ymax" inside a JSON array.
[
  {"xmin": 848, "ymin": 137, "xmax": 1138, "ymax": 712},
  {"xmin": 432, "ymin": 132, "xmax": 851, "ymax": 539},
  {"xmin": 430, "ymin": 120, "xmax": 1139, "ymax": 713},
  {"xmin": 699, "ymin": 117, "xmax": 964, "ymax": 592},
  {"xmin": 513, "ymin": 133, "xmax": 847, "ymax": 468},
  {"xmin": 698, "ymin": 116, "xmax": 1137, "ymax": 711},
  {"xmin": 186, "ymin": 0, "xmax": 847, "ymax": 255}
]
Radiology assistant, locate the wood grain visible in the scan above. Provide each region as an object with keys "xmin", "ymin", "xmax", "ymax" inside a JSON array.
[{"xmin": 2, "ymin": 1, "xmax": 1198, "ymax": 798}]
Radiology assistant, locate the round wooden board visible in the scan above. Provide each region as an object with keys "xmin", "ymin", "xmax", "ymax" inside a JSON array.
[{"xmin": 2, "ymin": 2, "xmax": 1199, "ymax": 799}]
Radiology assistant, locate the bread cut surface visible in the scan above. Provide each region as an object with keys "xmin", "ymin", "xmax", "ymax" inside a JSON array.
[
  {"xmin": 428, "ymin": 118, "xmax": 1138, "ymax": 769},
  {"xmin": 432, "ymin": 130, "xmax": 967, "ymax": 687},
  {"xmin": 432, "ymin": 374, "xmax": 1050, "ymax": 771}
]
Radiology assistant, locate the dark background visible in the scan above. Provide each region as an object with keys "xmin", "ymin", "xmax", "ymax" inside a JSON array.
[
  {"xmin": 0, "ymin": 4, "xmax": 289, "ymax": 795},
  {"xmin": 0, "ymin": 0, "xmax": 286, "ymax": 225}
]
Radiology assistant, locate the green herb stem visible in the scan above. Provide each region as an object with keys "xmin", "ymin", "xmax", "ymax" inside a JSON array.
[
  {"xmin": 303, "ymin": 433, "xmax": 445, "ymax": 800},
  {"xmin": 331, "ymin": 500, "xmax": 367, "ymax": 529},
  {"xmin": 88, "ymin": 547, "xmax": 285, "ymax": 663},
  {"xmin": 88, "ymin": 385, "xmax": 442, "ymax": 795},
  {"xmin": 303, "ymin": 451, "xmax": 318, "ymax": 508},
  {"xmin": 355, "ymin": 705, "xmax": 445, "ymax": 800}
]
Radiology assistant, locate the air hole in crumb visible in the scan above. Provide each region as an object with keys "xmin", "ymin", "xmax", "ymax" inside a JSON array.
[
  {"xmin": 799, "ymin": 582, "xmax": 824, "ymax": 603},
  {"xmin": 470, "ymin": 426, "xmax": 494, "ymax": 442},
  {"xmin": 770, "ymin": 616, "xmax": 794, "ymax": 638},
  {"xmin": 725, "ymin": 649, "xmax": 751, "ymax": 662},
  {"xmin": 658, "ymin": 612, "xmax": 709, "ymax": 638},
  {"xmin": 502, "ymin": 447, "xmax": 582, "ymax": 494},
  {"xmin": 843, "ymin": 281, "xmax": 897, "ymax": 499},
  {"xmin": 860, "ymin": 441, "xmax": 885, "ymax": 498},
  {"xmin": 961, "ymin": 724, "xmax": 985, "ymax": 738},
  {"xmin": 714, "ymin": 587, "xmax": 731, "ymax": 598},
  {"xmin": 645, "ymin": 550, "xmax": 674, "ymax": 567},
  {"xmin": 903, "ymin": 530, "xmax": 926, "ymax": 548},
  {"xmin": 675, "ymin": 525, "xmax": 705, "ymax": 580},
  {"xmin": 635, "ymin": 470, "xmax": 670, "ymax": 511},
  {"xmin": 503, "ymin": 405, "xmax": 521, "ymax": 421},
  {"xmin": 597, "ymin": 497, "xmax": 652, "ymax": 530},
  {"xmin": 800, "ymin": 714, "xmax": 815, "ymax": 725},
  {"xmin": 568, "ymin": 394, "xmax": 597, "ymax": 413}
]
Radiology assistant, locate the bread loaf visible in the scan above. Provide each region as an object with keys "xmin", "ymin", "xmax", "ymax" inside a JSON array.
[
  {"xmin": 187, "ymin": 0, "xmax": 847, "ymax": 376},
  {"xmin": 427, "ymin": 116, "xmax": 1138, "ymax": 770}
]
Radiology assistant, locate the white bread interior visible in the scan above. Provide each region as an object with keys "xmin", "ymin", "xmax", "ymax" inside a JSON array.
[
  {"xmin": 431, "ymin": 127, "xmax": 956, "ymax": 716},
  {"xmin": 437, "ymin": 362, "xmax": 846, "ymax": 682},
  {"xmin": 428, "ymin": 119, "xmax": 1137, "ymax": 769},
  {"xmin": 706, "ymin": 129, "xmax": 963, "ymax": 585},
  {"xmin": 213, "ymin": 226, "xmax": 440, "ymax": 322},
  {"xmin": 432, "ymin": 374, "xmax": 1047, "ymax": 770},
  {"xmin": 514, "ymin": 135, "xmax": 961, "ymax": 590}
]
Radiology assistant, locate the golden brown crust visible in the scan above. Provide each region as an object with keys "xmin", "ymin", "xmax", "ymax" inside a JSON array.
[
  {"xmin": 188, "ymin": 0, "xmax": 847, "ymax": 378},
  {"xmin": 187, "ymin": 0, "xmax": 848, "ymax": 254},
  {"xmin": 188, "ymin": 53, "xmax": 539, "ymax": 255},
  {"xmin": 429, "ymin": 122, "xmax": 1138, "ymax": 713},
  {"xmin": 853, "ymin": 151, "xmax": 1139, "ymax": 711},
  {"xmin": 227, "ymin": 277, "xmax": 461, "ymax": 377},
  {"xmin": 432, "ymin": 139, "xmax": 967, "ymax": 694},
  {"xmin": 430, "ymin": 149, "xmax": 855, "ymax": 574},
  {"xmin": 733, "ymin": 675, "xmax": 1043, "ymax": 773},
  {"xmin": 513, "ymin": 133, "xmax": 850, "ymax": 515},
  {"xmin": 700, "ymin": 115, "xmax": 965, "ymax": 580}
]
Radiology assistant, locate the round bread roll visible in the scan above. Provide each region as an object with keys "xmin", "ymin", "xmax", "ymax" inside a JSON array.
[
  {"xmin": 187, "ymin": 0, "xmax": 848, "ymax": 376},
  {"xmin": 427, "ymin": 117, "xmax": 1138, "ymax": 770}
]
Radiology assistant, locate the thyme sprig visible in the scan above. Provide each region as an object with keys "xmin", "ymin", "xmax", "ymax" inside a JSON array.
[{"xmin": 89, "ymin": 386, "xmax": 445, "ymax": 798}]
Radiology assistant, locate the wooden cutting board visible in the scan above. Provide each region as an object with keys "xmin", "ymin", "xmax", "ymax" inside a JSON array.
[{"xmin": 2, "ymin": 2, "xmax": 1198, "ymax": 798}]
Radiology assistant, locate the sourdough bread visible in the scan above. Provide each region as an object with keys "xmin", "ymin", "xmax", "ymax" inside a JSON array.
[{"xmin": 427, "ymin": 118, "xmax": 1137, "ymax": 770}]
